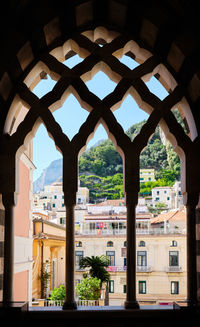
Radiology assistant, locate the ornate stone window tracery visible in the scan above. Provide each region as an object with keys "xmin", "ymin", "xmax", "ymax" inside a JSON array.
[{"xmin": 0, "ymin": 27, "xmax": 199, "ymax": 308}]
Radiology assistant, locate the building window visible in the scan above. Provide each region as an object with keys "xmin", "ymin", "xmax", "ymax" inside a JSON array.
[
  {"xmin": 123, "ymin": 285, "xmax": 126, "ymax": 293},
  {"xmin": 124, "ymin": 241, "xmax": 127, "ymax": 247},
  {"xmin": 155, "ymin": 197, "xmax": 159, "ymax": 201},
  {"xmin": 167, "ymin": 197, "xmax": 170, "ymax": 200},
  {"xmin": 60, "ymin": 217, "xmax": 66, "ymax": 225},
  {"xmin": 169, "ymin": 251, "xmax": 179, "ymax": 266},
  {"xmin": 52, "ymin": 203, "xmax": 55, "ymax": 208},
  {"xmin": 76, "ymin": 241, "xmax": 82, "ymax": 247},
  {"xmin": 121, "ymin": 248, "xmax": 126, "ymax": 257},
  {"xmin": 157, "ymin": 191, "xmax": 159, "ymax": 195},
  {"xmin": 62, "ymin": 203, "xmax": 65, "ymax": 207},
  {"xmin": 124, "ymin": 258, "xmax": 127, "ymax": 267},
  {"xmin": 54, "ymin": 195, "xmax": 57, "ymax": 199},
  {"xmin": 109, "ymin": 280, "xmax": 114, "ymax": 293},
  {"xmin": 106, "ymin": 251, "xmax": 115, "ymax": 266},
  {"xmin": 137, "ymin": 251, "xmax": 147, "ymax": 266},
  {"xmin": 171, "ymin": 240, "xmax": 177, "ymax": 247},
  {"xmin": 171, "ymin": 281, "xmax": 179, "ymax": 294},
  {"xmin": 107, "ymin": 241, "xmax": 113, "ymax": 247},
  {"xmin": 75, "ymin": 251, "xmax": 84, "ymax": 270},
  {"xmin": 139, "ymin": 281, "xmax": 146, "ymax": 294},
  {"xmin": 139, "ymin": 240, "xmax": 145, "ymax": 247}
]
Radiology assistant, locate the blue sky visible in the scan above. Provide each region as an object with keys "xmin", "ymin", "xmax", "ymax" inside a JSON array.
[{"xmin": 33, "ymin": 55, "xmax": 168, "ymax": 181}]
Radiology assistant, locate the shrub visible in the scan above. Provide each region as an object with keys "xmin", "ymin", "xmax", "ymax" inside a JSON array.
[
  {"xmin": 76, "ymin": 277, "xmax": 101, "ymax": 300},
  {"xmin": 49, "ymin": 284, "xmax": 66, "ymax": 300}
]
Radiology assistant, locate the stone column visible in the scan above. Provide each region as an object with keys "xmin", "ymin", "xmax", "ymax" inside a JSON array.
[
  {"xmin": 186, "ymin": 192, "xmax": 199, "ymax": 306},
  {"xmin": 124, "ymin": 193, "xmax": 139, "ymax": 309},
  {"xmin": 2, "ymin": 193, "xmax": 15, "ymax": 303},
  {"xmin": 62, "ymin": 203, "xmax": 77, "ymax": 309}
]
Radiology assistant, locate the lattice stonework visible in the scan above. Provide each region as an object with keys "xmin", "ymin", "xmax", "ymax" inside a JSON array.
[
  {"xmin": 1, "ymin": 28, "xmax": 200, "ymax": 306},
  {"xmin": 1, "ymin": 30, "xmax": 195, "ymax": 200}
]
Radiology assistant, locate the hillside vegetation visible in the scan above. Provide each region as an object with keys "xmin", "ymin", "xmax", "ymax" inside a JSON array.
[
  {"xmin": 34, "ymin": 110, "xmax": 184, "ymax": 200},
  {"xmin": 79, "ymin": 111, "xmax": 184, "ymax": 202}
]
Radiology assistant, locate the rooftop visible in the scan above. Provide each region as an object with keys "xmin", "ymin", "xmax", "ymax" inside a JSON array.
[{"xmin": 151, "ymin": 209, "xmax": 186, "ymax": 224}]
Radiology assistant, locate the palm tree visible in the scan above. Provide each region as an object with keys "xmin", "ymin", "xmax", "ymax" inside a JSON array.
[{"xmin": 80, "ymin": 255, "xmax": 110, "ymax": 305}]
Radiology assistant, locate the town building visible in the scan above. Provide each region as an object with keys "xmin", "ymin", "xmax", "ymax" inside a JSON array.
[
  {"xmin": 32, "ymin": 217, "xmax": 65, "ymax": 300},
  {"xmin": 75, "ymin": 217, "xmax": 187, "ymax": 305},
  {"xmin": 33, "ymin": 180, "xmax": 89, "ymax": 212},
  {"xmin": 151, "ymin": 182, "xmax": 183, "ymax": 210},
  {"xmin": 74, "ymin": 202, "xmax": 186, "ymax": 305},
  {"xmin": 13, "ymin": 146, "xmax": 35, "ymax": 303},
  {"xmin": 140, "ymin": 169, "xmax": 156, "ymax": 183}
]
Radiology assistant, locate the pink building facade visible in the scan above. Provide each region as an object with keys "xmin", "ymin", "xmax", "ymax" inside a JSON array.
[{"xmin": 13, "ymin": 152, "xmax": 34, "ymax": 302}]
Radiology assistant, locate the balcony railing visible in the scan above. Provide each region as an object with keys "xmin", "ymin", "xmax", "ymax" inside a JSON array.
[
  {"xmin": 165, "ymin": 266, "xmax": 182, "ymax": 272},
  {"xmin": 136, "ymin": 265, "xmax": 152, "ymax": 272},
  {"xmin": 77, "ymin": 300, "xmax": 99, "ymax": 306},
  {"xmin": 75, "ymin": 227, "xmax": 185, "ymax": 236},
  {"xmin": 76, "ymin": 229, "xmax": 126, "ymax": 236},
  {"xmin": 106, "ymin": 265, "xmax": 126, "ymax": 272},
  {"xmin": 106, "ymin": 265, "xmax": 154, "ymax": 273},
  {"xmin": 31, "ymin": 299, "xmax": 99, "ymax": 307}
]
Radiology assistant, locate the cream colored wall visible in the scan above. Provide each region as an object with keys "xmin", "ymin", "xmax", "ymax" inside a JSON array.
[{"xmin": 75, "ymin": 233, "xmax": 187, "ymax": 305}]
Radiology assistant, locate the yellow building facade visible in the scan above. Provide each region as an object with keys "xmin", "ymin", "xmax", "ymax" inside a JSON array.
[
  {"xmin": 140, "ymin": 169, "xmax": 156, "ymax": 183},
  {"xmin": 32, "ymin": 219, "xmax": 66, "ymax": 300}
]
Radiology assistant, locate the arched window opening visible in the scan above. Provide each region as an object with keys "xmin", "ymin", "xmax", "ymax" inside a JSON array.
[
  {"xmin": 31, "ymin": 123, "xmax": 65, "ymax": 302},
  {"xmin": 76, "ymin": 241, "xmax": 82, "ymax": 247},
  {"xmin": 171, "ymin": 240, "xmax": 178, "ymax": 247},
  {"xmin": 1, "ymin": 27, "xmax": 196, "ymax": 311},
  {"xmin": 77, "ymin": 122, "xmax": 125, "ymax": 306},
  {"xmin": 138, "ymin": 119, "xmax": 186, "ymax": 306},
  {"xmin": 138, "ymin": 241, "xmax": 145, "ymax": 247}
]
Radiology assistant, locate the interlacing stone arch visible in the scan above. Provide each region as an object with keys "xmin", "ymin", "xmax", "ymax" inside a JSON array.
[{"xmin": 1, "ymin": 27, "xmax": 200, "ymax": 308}]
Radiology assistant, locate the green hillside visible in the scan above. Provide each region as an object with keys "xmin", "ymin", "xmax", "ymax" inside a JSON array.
[{"xmin": 79, "ymin": 117, "xmax": 182, "ymax": 203}]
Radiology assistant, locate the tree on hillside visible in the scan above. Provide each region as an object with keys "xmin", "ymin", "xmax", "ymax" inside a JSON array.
[{"xmin": 79, "ymin": 140, "xmax": 122, "ymax": 176}]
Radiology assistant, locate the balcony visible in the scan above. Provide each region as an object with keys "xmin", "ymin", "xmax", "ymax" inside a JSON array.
[
  {"xmin": 136, "ymin": 266, "xmax": 153, "ymax": 272},
  {"xmin": 106, "ymin": 265, "xmax": 153, "ymax": 273},
  {"xmin": 77, "ymin": 229, "xmax": 126, "ymax": 236},
  {"xmin": 76, "ymin": 227, "xmax": 185, "ymax": 236},
  {"xmin": 165, "ymin": 266, "xmax": 182, "ymax": 272},
  {"xmin": 106, "ymin": 265, "xmax": 126, "ymax": 272}
]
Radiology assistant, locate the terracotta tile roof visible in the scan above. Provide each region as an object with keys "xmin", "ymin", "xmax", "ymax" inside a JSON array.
[{"xmin": 151, "ymin": 209, "xmax": 186, "ymax": 224}]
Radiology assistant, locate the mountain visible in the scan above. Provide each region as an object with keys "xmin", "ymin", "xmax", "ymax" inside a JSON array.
[{"xmin": 33, "ymin": 159, "xmax": 62, "ymax": 193}]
